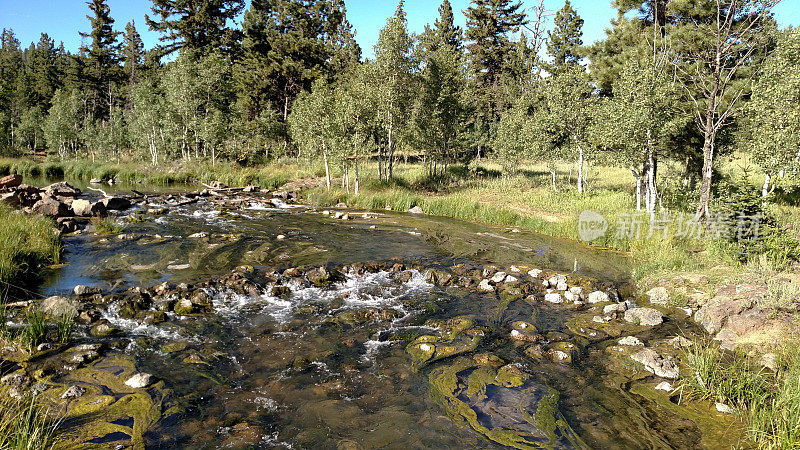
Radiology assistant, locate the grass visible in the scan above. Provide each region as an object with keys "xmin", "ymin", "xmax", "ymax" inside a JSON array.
[
  {"xmin": 21, "ymin": 309, "xmax": 48, "ymax": 352},
  {"xmin": 90, "ymin": 217, "xmax": 123, "ymax": 235},
  {"xmin": 0, "ymin": 157, "xmax": 325, "ymax": 190},
  {"xmin": 0, "ymin": 394, "xmax": 61, "ymax": 450},
  {"xmin": 679, "ymin": 342, "xmax": 800, "ymax": 449},
  {"xmin": 0, "ymin": 204, "xmax": 60, "ymax": 295},
  {"xmin": 55, "ymin": 313, "xmax": 73, "ymax": 344}
]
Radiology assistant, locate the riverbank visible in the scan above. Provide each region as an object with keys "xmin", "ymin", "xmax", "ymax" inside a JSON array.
[
  {"xmin": 0, "ymin": 203, "xmax": 61, "ymax": 296},
  {"xmin": 2, "ymin": 157, "xmax": 800, "ymax": 447}
]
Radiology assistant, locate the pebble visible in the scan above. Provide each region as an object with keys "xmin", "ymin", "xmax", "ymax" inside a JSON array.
[
  {"xmin": 655, "ymin": 382, "xmax": 673, "ymax": 392},
  {"xmin": 716, "ymin": 403, "xmax": 735, "ymax": 414},
  {"xmin": 125, "ymin": 372, "xmax": 154, "ymax": 389}
]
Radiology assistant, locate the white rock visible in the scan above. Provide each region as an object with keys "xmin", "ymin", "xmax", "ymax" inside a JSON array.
[
  {"xmin": 504, "ymin": 275, "xmax": 518, "ymax": 283},
  {"xmin": 569, "ymin": 286, "xmax": 583, "ymax": 295},
  {"xmin": 618, "ymin": 336, "xmax": 645, "ymax": 347},
  {"xmin": 419, "ymin": 344, "xmax": 432, "ymax": 352},
  {"xmin": 646, "ymin": 287, "xmax": 670, "ymax": 306},
  {"xmin": 510, "ymin": 330, "xmax": 521, "ymax": 337},
  {"xmin": 276, "ymin": 235, "xmax": 286, "ymax": 240},
  {"xmin": 509, "ymin": 266, "xmax": 521, "ymax": 273},
  {"xmin": 716, "ymin": 403, "xmax": 735, "ymax": 414},
  {"xmin": 564, "ymin": 291, "xmax": 578, "ymax": 302},
  {"xmin": 587, "ymin": 291, "xmax": 610, "ymax": 304},
  {"xmin": 188, "ymin": 232, "xmax": 207, "ymax": 239},
  {"xmin": 593, "ymin": 316, "xmax": 606, "ymax": 324},
  {"xmin": 655, "ymin": 382, "xmax": 673, "ymax": 392},
  {"xmin": 491, "ymin": 272, "xmax": 508, "ymax": 283},
  {"xmin": 408, "ymin": 206, "xmax": 424, "ymax": 214},
  {"xmin": 544, "ymin": 293, "xmax": 564, "ymax": 304},
  {"xmin": 125, "ymin": 373, "xmax": 154, "ymax": 389},
  {"xmin": 624, "ymin": 308, "xmax": 664, "ymax": 326},
  {"xmin": 478, "ymin": 279, "xmax": 494, "ymax": 292},
  {"xmin": 528, "ymin": 269, "xmax": 543, "ymax": 278},
  {"xmin": 556, "ymin": 282, "xmax": 569, "ymax": 291},
  {"xmin": 603, "ymin": 303, "xmax": 628, "ymax": 315}
]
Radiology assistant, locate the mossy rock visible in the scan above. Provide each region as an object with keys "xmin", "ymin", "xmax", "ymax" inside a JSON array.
[
  {"xmin": 89, "ymin": 321, "xmax": 120, "ymax": 337},
  {"xmin": 406, "ymin": 316, "xmax": 483, "ymax": 368},
  {"xmin": 428, "ymin": 358, "xmax": 584, "ymax": 449},
  {"xmin": 161, "ymin": 341, "xmax": 189, "ymax": 353}
]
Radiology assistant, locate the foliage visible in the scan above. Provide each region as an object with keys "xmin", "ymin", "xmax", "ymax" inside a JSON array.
[
  {"xmin": 0, "ymin": 394, "xmax": 61, "ymax": 450},
  {"xmin": 0, "ymin": 204, "xmax": 60, "ymax": 292}
]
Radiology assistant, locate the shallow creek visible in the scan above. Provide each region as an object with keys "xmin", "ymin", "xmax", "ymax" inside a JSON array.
[{"xmin": 26, "ymin": 185, "xmax": 747, "ymax": 449}]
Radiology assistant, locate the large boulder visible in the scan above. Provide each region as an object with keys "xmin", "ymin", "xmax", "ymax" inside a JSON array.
[
  {"xmin": 31, "ymin": 195, "xmax": 73, "ymax": 218},
  {"xmin": 694, "ymin": 294, "xmax": 755, "ymax": 334},
  {"xmin": 44, "ymin": 181, "xmax": 81, "ymax": 197},
  {"xmin": 100, "ymin": 196, "xmax": 132, "ymax": 211},
  {"xmin": 41, "ymin": 296, "xmax": 78, "ymax": 319},
  {"xmin": 71, "ymin": 199, "xmax": 107, "ymax": 217},
  {"xmin": 0, "ymin": 174, "xmax": 22, "ymax": 189},
  {"xmin": 624, "ymin": 307, "xmax": 664, "ymax": 326}
]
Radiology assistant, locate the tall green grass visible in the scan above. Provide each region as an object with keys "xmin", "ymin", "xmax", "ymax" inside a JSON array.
[
  {"xmin": 0, "ymin": 394, "xmax": 61, "ymax": 449},
  {"xmin": 0, "ymin": 205, "xmax": 60, "ymax": 293},
  {"xmin": 679, "ymin": 342, "xmax": 800, "ymax": 448}
]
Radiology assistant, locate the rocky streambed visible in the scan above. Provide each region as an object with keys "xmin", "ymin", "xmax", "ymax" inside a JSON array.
[{"xmin": 0, "ymin": 179, "xmax": 751, "ymax": 449}]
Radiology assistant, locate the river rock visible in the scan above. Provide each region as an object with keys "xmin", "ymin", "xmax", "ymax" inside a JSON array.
[
  {"xmin": 544, "ymin": 293, "xmax": 563, "ymax": 304},
  {"xmin": 624, "ymin": 307, "xmax": 664, "ymax": 326},
  {"xmin": 41, "ymin": 296, "xmax": 78, "ymax": 319},
  {"xmin": 618, "ymin": 336, "xmax": 645, "ymax": 347},
  {"xmin": 100, "ymin": 196, "xmax": 132, "ymax": 211},
  {"xmin": 307, "ymin": 267, "xmax": 341, "ymax": 287},
  {"xmin": 478, "ymin": 279, "xmax": 494, "ymax": 292},
  {"xmin": 527, "ymin": 269, "xmax": 542, "ymax": 278},
  {"xmin": 71, "ymin": 199, "xmax": 107, "ymax": 217},
  {"xmin": 61, "ymin": 385, "xmax": 86, "ymax": 399},
  {"xmin": 630, "ymin": 348, "xmax": 679, "ymax": 379},
  {"xmin": 0, "ymin": 174, "xmax": 22, "ymax": 189},
  {"xmin": 74, "ymin": 285, "xmax": 102, "ymax": 296},
  {"xmin": 587, "ymin": 291, "xmax": 610, "ymax": 304},
  {"xmin": 655, "ymin": 382, "xmax": 673, "ymax": 391},
  {"xmin": 45, "ymin": 181, "xmax": 81, "ymax": 197},
  {"xmin": 646, "ymin": 287, "xmax": 670, "ymax": 306},
  {"xmin": 90, "ymin": 320, "xmax": 119, "ymax": 337},
  {"xmin": 408, "ymin": 206, "xmax": 424, "ymax": 214},
  {"xmin": 125, "ymin": 372, "xmax": 154, "ymax": 389},
  {"xmin": 491, "ymin": 272, "xmax": 508, "ymax": 283},
  {"xmin": 716, "ymin": 403, "xmax": 735, "ymax": 414},
  {"xmin": 32, "ymin": 195, "xmax": 72, "ymax": 218},
  {"xmin": 604, "ymin": 302, "xmax": 628, "ymax": 315}
]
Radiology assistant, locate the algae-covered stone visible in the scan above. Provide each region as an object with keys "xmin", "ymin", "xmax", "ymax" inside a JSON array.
[
  {"xmin": 428, "ymin": 358, "xmax": 584, "ymax": 449},
  {"xmin": 90, "ymin": 321, "xmax": 119, "ymax": 337},
  {"xmin": 405, "ymin": 317, "xmax": 482, "ymax": 368}
]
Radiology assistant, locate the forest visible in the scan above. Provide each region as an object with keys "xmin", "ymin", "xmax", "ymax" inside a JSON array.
[{"xmin": 1, "ymin": 0, "xmax": 797, "ymax": 223}]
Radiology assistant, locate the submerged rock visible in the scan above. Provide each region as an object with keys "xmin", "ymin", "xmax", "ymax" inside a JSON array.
[
  {"xmin": 630, "ymin": 349, "xmax": 679, "ymax": 379},
  {"xmin": 125, "ymin": 372, "xmax": 154, "ymax": 389},
  {"xmin": 61, "ymin": 385, "xmax": 86, "ymax": 399},
  {"xmin": 428, "ymin": 358, "xmax": 583, "ymax": 449},
  {"xmin": 624, "ymin": 308, "xmax": 664, "ymax": 327}
]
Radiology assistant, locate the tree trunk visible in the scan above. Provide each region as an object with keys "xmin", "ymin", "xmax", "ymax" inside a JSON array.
[
  {"xmin": 323, "ymin": 141, "xmax": 331, "ymax": 190},
  {"xmin": 577, "ymin": 142, "xmax": 584, "ymax": 194},
  {"xmin": 551, "ymin": 170, "xmax": 558, "ymax": 193},
  {"xmin": 695, "ymin": 126, "xmax": 715, "ymax": 221},
  {"xmin": 762, "ymin": 173, "xmax": 771, "ymax": 198},
  {"xmin": 354, "ymin": 158, "xmax": 360, "ymax": 196}
]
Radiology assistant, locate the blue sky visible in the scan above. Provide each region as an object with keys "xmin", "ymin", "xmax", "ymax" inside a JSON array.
[{"xmin": 1, "ymin": 0, "xmax": 798, "ymax": 57}]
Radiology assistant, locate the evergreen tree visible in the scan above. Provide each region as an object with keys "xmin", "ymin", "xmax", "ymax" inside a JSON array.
[
  {"xmin": 30, "ymin": 33, "xmax": 61, "ymax": 109},
  {"xmin": 0, "ymin": 29, "xmax": 23, "ymax": 151},
  {"xmin": 433, "ymin": 0, "xmax": 462, "ymax": 52},
  {"xmin": 79, "ymin": 0, "xmax": 121, "ymax": 121},
  {"xmin": 547, "ymin": 0, "xmax": 584, "ymax": 76},
  {"xmin": 122, "ymin": 21, "xmax": 145, "ymax": 88},
  {"xmin": 235, "ymin": 0, "xmax": 349, "ymax": 128},
  {"xmin": 464, "ymin": 0, "xmax": 526, "ymax": 152},
  {"xmin": 326, "ymin": 0, "xmax": 362, "ymax": 75},
  {"xmin": 146, "ymin": 0, "xmax": 244, "ymax": 55}
]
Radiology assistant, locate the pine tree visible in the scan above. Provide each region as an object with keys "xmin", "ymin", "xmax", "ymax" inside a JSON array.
[
  {"xmin": 547, "ymin": 0, "xmax": 584, "ymax": 76},
  {"xmin": 122, "ymin": 21, "xmax": 145, "ymax": 88},
  {"xmin": 235, "ymin": 0, "xmax": 348, "ymax": 126},
  {"xmin": 80, "ymin": 0, "xmax": 121, "ymax": 121},
  {"xmin": 146, "ymin": 0, "xmax": 244, "ymax": 55},
  {"xmin": 327, "ymin": 0, "xmax": 361, "ymax": 75},
  {"xmin": 29, "ymin": 34, "xmax": 61, "ymax": 109},
  {"xmin": 0, "ymin": 29, "xmax": 23, "ymax": 151},
  {"xmin": 433, "ymin": 0, "xmax": 462, "ymax": 52},
  {"xmin": 464, "ymin": 0, "xmax": 526, "ymax": 151}
]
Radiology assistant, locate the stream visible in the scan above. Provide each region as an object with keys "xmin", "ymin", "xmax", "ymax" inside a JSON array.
[{"xmin": 20, "ymin": 182, "xmax": 745, "ymax": 449}]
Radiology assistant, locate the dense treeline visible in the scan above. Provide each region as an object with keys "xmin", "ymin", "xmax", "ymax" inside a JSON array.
[{"xmin": 0, "ymin": 0, "xmax": 798, "ymax": 219}]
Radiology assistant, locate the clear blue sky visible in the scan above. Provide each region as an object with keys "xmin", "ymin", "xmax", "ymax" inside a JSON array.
[{"xmin": 1, "ymin": 0, "xmax": 798, "ymax": 57}]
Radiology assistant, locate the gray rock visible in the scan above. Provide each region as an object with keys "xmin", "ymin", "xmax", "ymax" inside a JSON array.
[
  {"xmin": 587, "ymin": 291, "xmax": 610, "ymax": 304},
  {"xmin": 71, "ymin": 199, "xmax": 107, "ymax": 217},
  {"xmin": 44, "ymin": 181, "xmax": 81, "ymax": 197},
  {"xmin": 631, "ymin": 348, "xmax": 680, "ymax": 379},
  {"xmin": 60, "ymin": 385, "xmax": 86, "ymax": 399},
  {"xmin": 100, "ymin": 196, "xmax": 132, "ymax": 211},
  {"xmin": 624, "ymin": 308, "xmax": 664, "ymax": 326},
  {"xmin": 668, "ymin": 336, "xmax": 694, "ymax": 349},
  {"xmin": 646, "ymin": 287, "xmax": 670, "ymax": 306},
  {"xmin": 544, "ymin": 293, "xmax": 564, "ymax": 304},
  {"xmin": 408, "ymin": 206, "xmax": 424, "ymax": 214},
  {"xmin": 74, "ymin": 285, "xmax": 102, "ymax": 296},
  {"xmin": 1, "ymin": 373, "xmax": 30, "ymax": 388},
  {"xmin": 618, "ymin": 336, "xmax": 645, "ymax": 347},
  {"xmin": 125, "ymin": 372, "xmax": 154, "ymax": 389},
  {"xmin": 604, "ymin": 302, "xmax": 628, "ymax": 315},
  {"xmin": 32, "ymin": 195, "xmax": 72, "ymax": 218},
  {"xmin": 41, "ymin": 295, "xmax": 78, "ymax": 318},
  {"xmin": 490, "ymin": 272, "xmax": 508, "ymax": 283},
  {"xmin": 478, "ymin": 279, "xmax": 494, "ymax": 292}
]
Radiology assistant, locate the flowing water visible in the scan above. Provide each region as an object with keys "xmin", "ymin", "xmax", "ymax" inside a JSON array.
[{"xmin": 33, "ymin": 184, "xmax": 743, "ymax": 449}]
